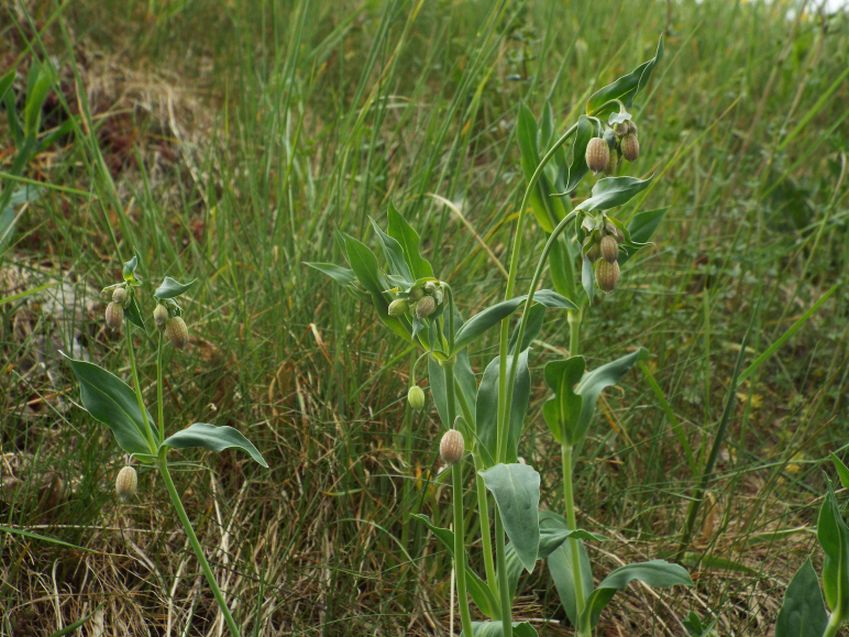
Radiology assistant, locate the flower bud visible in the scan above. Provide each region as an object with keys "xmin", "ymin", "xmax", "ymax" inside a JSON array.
[
  {"xmin": 153, "ymin": 304, "xmax": 169, "ymax": 331},
  {"xmin": 105, "ymin": 302, "xmax": 124, "ymax": 332},
  {"xmin": 388, "ymin": 298, "xmax": 409, "ymax": 317},
  {"xmin": 596, "ymin": 259, "xmax": 621, "ymax": 292},
  {"xmin": 585, "ymin": 137, "xmax": 610, "ymax": 173},
  {"xmin": 165, "ymin": 316, "xmax": 189, "ymax": 349},
  {"xmin": 600, "ymin": 235, "xmax": 618, "ymax": 263},
  {"xmin": 621, "ymin": 133, "xmax": 640, "ymax": 161},
  {"xmin": 111, "ymin": 286, "xmax": 128, "ymax": 305},
  {"xmin": 415, "ymin": 295, "xmax": 437, "ymax": 319},
  {"xmin": 115, "ymin": 466, "xmax": 138, "ymax": 501},
  {"xmin": 407, "ymin": 385, "xmax": 425, "ymax": 410},
  {"xmin": 440, "ymin": 429, "xmax": 465, "ymax": 465}
]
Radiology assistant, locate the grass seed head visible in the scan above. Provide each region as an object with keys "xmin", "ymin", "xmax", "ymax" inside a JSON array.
[
  {"xmin": 111, "ymin": 286, "xmax": 128, "ymax": 305},
  {"xmin": 388, "ymin": 298, "xmax": 409, "ymax": 317},
  {"xmin": 585, "ymin": 137, "xmax": 610, "ymax": 173},
  {"xmin": 600, "ymin": 235, "xmax": 619, "ymax": 263},
  {"xmin": 621, "ymin": 132, "xmax": 640, "ymax": 161},
  {"xmin": 153, "ymin": 303, "xmax": 169, "ymax": 331},
  {"xmin": 439, "ymin": 429, "xmax": 465, "ymax": 465},
  {"xmin": 165, "ymin": 316, "xmax": 189, "ymax": 349},
  {"xmin": 596, "ymin": 259, "xmax": 621, "ymax": 292},
  {"xmin": 105, "ymin": 301, "xmax": 124, "ymax": 332},
  {"xmin": 115, "ymin": 466, "xmax": 138, "ymax": 501},
  {"xmin": 415, "ymin": 295, "xmax": 437, "ymax": 319},
  {"xmin": 407, "ymin": 385, "xmax": 425, "ymax": 410}
]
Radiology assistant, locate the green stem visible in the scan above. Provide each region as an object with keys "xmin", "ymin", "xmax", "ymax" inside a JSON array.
[
  {"xmin": 452, "ymin": 460, "xmax": 474, "ymax": 637},
  {"xmin": 562, "ymin": 444, "xmax": 588, "ymax": 629},
  {"xmin": 445, "ymin": 362, "xmax": 474, "ymax": 637},
  {"xmin": 823, "ymin": 611, "xmax": 842, "ymax": 637},
  {"xmin": 494, "ymin": 512, "xmax": 513, "ymax": 637},
  {"xmin": 158, "ymin": 456, "xmax": 240, "ymax": 637},
  {"xmin": 568, "ymin": 309, "xmax": 582, "ymax": 356},
  {"xmin": 156, "ymin": 332, "xmax": 165, "ymax": 441},
  {"xmin": 496, "ymin": 123, "xmax": 579, "ymax": 463},
  {"xmin": 124, "ymin": 328, "xmax": 158, "ymax": 452}
]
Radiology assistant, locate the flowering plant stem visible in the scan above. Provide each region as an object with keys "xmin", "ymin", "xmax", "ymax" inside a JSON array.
[
  {"xmin": 124, "ymin": 331, "xmax": 241, "ymax": 637},
  {"xmin": 823, "ymin": 612, "xmax": 843, "ymax": 637}
]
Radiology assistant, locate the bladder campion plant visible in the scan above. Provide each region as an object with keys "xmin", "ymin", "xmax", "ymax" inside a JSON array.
[
  {"xmin": 309, "ymin": 35, "xmax": 691, "ymax": 636},
  {"xmin": 63, "ymin": 256, "xmax": 268, "ymax": 637},
  {"xmin": 775, "ymin": 455, "xmax": 849, "ymax": 637}
]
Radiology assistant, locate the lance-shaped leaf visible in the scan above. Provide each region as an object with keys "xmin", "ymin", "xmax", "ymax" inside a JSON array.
[
  {"xmin": 581, "ymin": 560, "xmax": 691, "ymax": 629},
  {"xmin": 564, "ymin": 115, "xmax": 595, "ymax": 195},
  {"xmin": 122, "ymin": 255, "xmax": 141, "ymax": 284},
  {"xmin": 411, "ymin": 513, "xmax": 499, "ymax": 619},
  {"xmin": 586, "ymin": 35, "xmax": 664, "ymax": 119},
  {"xmin": 154, "ymin": 276, "xmax": 196, "ymax": 300},
  {"xmin": 304, "ymin": 262, "xmax": 358, "ymax": 289},
  {"xmin": 124, "ymin": 294, "xmax": 146, "ymax": 330},
  {"xmin": 62, "ymin": 353, "xmax": 155, "ymax": 457},
  {"xmin": 775, "ymin": 559, "xmax": 828, "ymax": 637},
  {"xmin": 480, "ymin": 463, "xmax": 540, "ymax": 573},
  {"xmin": 465, "ymin": 622, "xmax": 538, "ymax": 637},
  {"xmin": 476, "ymin": 351, "xmax": 530, "ymax": 467},
  {"xmin": 574, "ymin": 175, "xmax": 653, "ymax": 213},
  {"xmin": 619, "ymin": 208, "xmax": 667, "ymax": 265},
  {"xmin": 454, "ymin": 290, "xmax": 576, "ymax": 351},
  {"xmin": 386, "ymin": 205, "xmax": 433, "ymax": 279},
  {"xmin": 161, "ymin": 423, "xmax": 268, "ymax": 468},
  {"xmin": 817, "ymin": 486, "xmax": 849, "ymax": 614},
  {"xmin": 517, "ymin": 103, "xmax": 567, "ymax": 233},
  {"xmin": 370, "ymin": 218, "xmax": 413, "ymax": 286},
  {"xmin": 540, "ymin": 510, "xmax": 595, "ymax": 625}
]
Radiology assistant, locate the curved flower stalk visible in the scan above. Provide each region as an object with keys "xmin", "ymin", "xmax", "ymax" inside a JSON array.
[
  {"xmin": 310, "ymin": 34, "xmax": 690, "ymax": 637},
  {"xmin": 63, "ymin": 256, "xmax": 268, "ymax": 637}
]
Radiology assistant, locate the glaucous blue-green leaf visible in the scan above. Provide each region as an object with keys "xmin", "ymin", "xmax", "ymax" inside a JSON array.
[
  {"xmin": 542, "ymin": 357, "xmax": 585, "ymax": 444},
  {"xmin": 154, "ymin": 276, "xmax": 196, "ymax": 300},
  {"xmin": 124, "ymin": 294, "xmax": 145, "ymax": 330},
  {"xmin": 161, "ymin": 423, "xmax": 268, "ymax": 468},
  {"xmin": 548, "ymin": 538, "xmax": 593, "ymax": 626},
  {"xmin": 817, "ymin": 486, "xmax": 849, "ymax": 614},
  {"xmin": 548, "ymin": 234, "xmax": 578, "ymax": 301},
  {"xmin": 410, "ymin": 514, "xmax": 498, "ymax": 619},
  {"xmin": 475, "ymin": 351, "xmax": 530, "ymax": 467},
  {"xmin": 428, "ymin": 352, "xmax": 476, "ymax": 434},
  {"xmin": 508, "ymin": 303, "xmax": 544, "ymax": 353},
  {"xmin": 122, "ymin": 255, "xmax": 140, "ymax": 284},
  {"xmin": 304, "ymin": 262, "xmax": 358, "ymax": 289},
  {"xmin": 620, "ymin": 208, "xmax": 666, "ymax": 265},
  {"xmin": 575, "ymin": 349, "xmax": 647, "ymax": 441},
  {"xmin": 386, "ymin": 205, "xmax": 433, "ymax": 279},
  {"xmin": 464, "ymin": 621, "xmax": 538, "ymax": 637},
  {"xmin": 518, "ymin": 103, "xmax": 556, "ymax": 233},
  {"xmin": 830, "ymin": 453, "xmax": 849, "ymax": 491},
  {"xmin": 454, "ymin": 289, "xmax": 576, "ymax": 351},
  {"xmin": 581, "ymin": 560, "xmax": 692, "ymax": 628},
  {"xmin": 480, "ymin": 463, "xmax": 540, "ymax": 573},
  {"xmin": 505, "ymin": 510, "xmax": 604, "ymax": 599},
  {"xmin": 575, "ymin": 175, "xmax": 654, "ymax": 213},
  {"xmin": 62, "ymin": 353, "xmax": 155, "ymax": 457},
  {"xmin": 370, "ymin": 218, "xmax": 413, "ymax": 285},
  {"xmin": 581, "ymin": 255, "xmax": 594, "ymax": 304},
  {"xmin": 775, "ymin": 559, "xmax": 828, "ymax": 637},
  {"xmin": 586, "ymin": 35, "xmax": 664, "ymax": 119},
  {"xmin": 564, "ymin": 115, "xmax": 595, "ymax": 194}
]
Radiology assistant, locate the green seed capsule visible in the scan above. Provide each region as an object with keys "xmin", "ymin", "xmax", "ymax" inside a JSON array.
[
  {"xmin": 165, "ymin": 316, "xmax": 189, "ymax": 349},
  {"xmin": 585, "ymin": 137, "xmax": 610, "ymax": 173},
  {"xmin": 115, "ymin": 466, "xmax": 138, "ymax": 501},
  {"xmin": 439, "ymin": 429, "xmax": 465, "ymax": 465},
  {"xmin": 153, "ymin": 304, "xmax": 169, "ymax": 331},
  {"xmin": 600, "ymin": 235, "xmax": 618, "ymax": 263},
  {"xmin": 586, "ymin": 242, "xmax": 601, "ymax": 262},
  {"xmin": 415, "ymin": 295, "xmax": 437, "ymax": 319},
  {"xmin": 388, "ymin": 298, "xmax": 409, "ymax": 317},
  {"xmin": 621, "ymin": 133, "xmax": 640, "ymax": 161},
  {"xmin": 407, "ymin": 385, "xmax": 425, "ymax": 410},
  {"xmin": 105, "ymin": 302, "xmax": 124, "ymax": 332},
  {"xmin": 596, "ymin": 259, "xmax": 621, "ymax": 292},
  {"xmin": 111, "ymin": 286, "xmax": 128, "ymax": 305}
]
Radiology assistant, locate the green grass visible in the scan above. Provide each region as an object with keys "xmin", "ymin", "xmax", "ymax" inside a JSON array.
[{"xmin": 1, "ymin": 0, "xmax": 848, "ymax": 634}]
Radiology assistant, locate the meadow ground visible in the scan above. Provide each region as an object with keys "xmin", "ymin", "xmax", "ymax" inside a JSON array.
[{"xmin": 1, "ymin": 1, "xmax": 848, "ymax": 635}]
